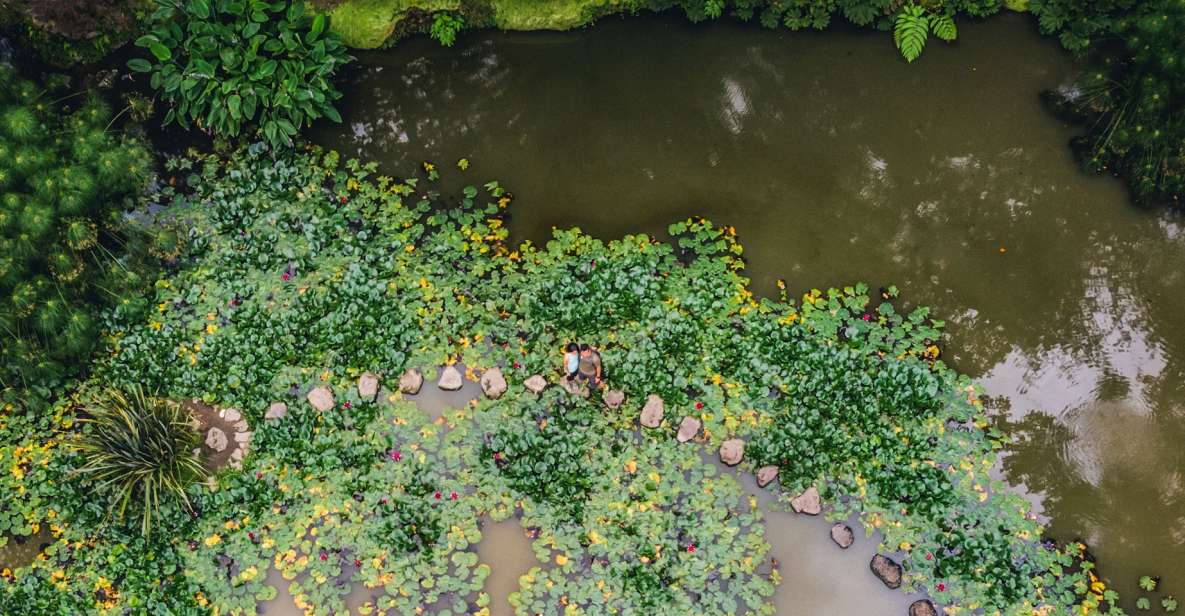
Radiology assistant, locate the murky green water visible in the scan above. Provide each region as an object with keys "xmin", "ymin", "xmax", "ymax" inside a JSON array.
[{"xmin": 311, "ymin": 12, "xmax": 1185, "ymax": 607}]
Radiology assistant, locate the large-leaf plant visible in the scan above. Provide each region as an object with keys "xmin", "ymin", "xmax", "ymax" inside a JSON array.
[{"xmin": 129, "ymin": 0, "xmax": 349, "ymax": 148}]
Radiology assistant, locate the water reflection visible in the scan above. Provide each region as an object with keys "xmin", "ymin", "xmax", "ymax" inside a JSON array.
[{"xmin": 311, "ymin": 12, "xmax": 1185, "ymax": 600}]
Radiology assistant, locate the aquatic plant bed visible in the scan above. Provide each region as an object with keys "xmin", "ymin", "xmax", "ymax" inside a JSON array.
[{"xmin": 0, "ymin": 146, "xmax": 1119, "ymax": 614}]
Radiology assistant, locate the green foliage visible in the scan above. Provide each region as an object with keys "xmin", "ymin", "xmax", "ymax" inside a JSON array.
[
  {"xmin": 429, "ymin": 11, "xmax": 465, "ymax": 47},
  {"xmin": 1167, "ymin": 597, "xmax": 1180, "ymax": 612},
  {"xmin": 1031, "ymin": 0, "xmax": 1185, "ymax": 206},
  {"xmin": 1142, "ymin": 576, "xmax": 1160, "ymax": 592},
  {"xmin": 894, "ymin": 4, "xmax": 929, "ymax": 62},
  {"xmin": 0, "ymin": 66, "xmax": 154, "ymax": 393},
  {"xmin": 930, "ymin": 13, "xmax": 957, "ymax": 41},
  {"xmin": 129, "ymin": 0, "xmax": 350, "ymax": 148},
  {"xmin": 1, "ymin": 146, "xmax": 1123, "ymax": 613},
  {"xmin": 72, "ymin": 387, "xmax": 203, "ymax": 535}
]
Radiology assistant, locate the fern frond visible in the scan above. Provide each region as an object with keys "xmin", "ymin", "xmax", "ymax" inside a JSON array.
[
  {"xmin": 894, "ymin": 4, "xmax": 929, "ymax": 63},
  {"xmin": 931, "ymin": 14, "xmax": 958, "ymax": 42}
]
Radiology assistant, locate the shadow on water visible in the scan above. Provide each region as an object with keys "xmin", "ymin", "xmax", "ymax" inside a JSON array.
[{"xmin": 311, "ymin": 11, "xmax": 1185, "ymax": 599}]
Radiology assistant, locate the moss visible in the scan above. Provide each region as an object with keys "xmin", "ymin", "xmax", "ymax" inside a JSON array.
[{"xmin": 329, "ymin": 0, "xmax": 616, "ymax": 48}]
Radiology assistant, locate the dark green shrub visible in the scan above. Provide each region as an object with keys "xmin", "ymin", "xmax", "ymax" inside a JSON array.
[
  {"xmin": 0, "ymin": 0, "xmax": 149, "ymax": 65},
  {"xmin": 0, "ymin": 66, "xmax": 154, "ymax": 392},
  {"xmin": 129, "ymin": 0, "xmax": 351, "ymax": 148},
  {"xmin": 73, "ymin": 386, "xmax": 204, "ymax": 535},
  {"xmin": 1032, "ymin": 0, "xmax": 1185, "ymax": 206}
]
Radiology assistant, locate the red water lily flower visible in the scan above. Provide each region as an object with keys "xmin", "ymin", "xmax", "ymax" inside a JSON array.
[
  {"xmin": 281, "ymin": 272, "xmax": 290, "ymax": 282},
  {"xmin": 513, "ymin": 361, "xmax": 521, "ymax": 370},
  {"xmin": 339, "ymin": 195, "xmax": 347, "ymax": 204},
  {"xmin": 493, "ymin": 452, "xmax": 502, "ymax": 462},
  {"xmin": 695, "ymin": 401, "xmax": 704, "ymax": 410},
  {"xmin": 389, "ymin": 450, "xmax": 401, "ymax": 462},
  {"xmin": 450, "ymin": 491, "xmax": 459, "ymax": 500},
  {"xmin": 862, "ymin": 313, "xmax": 872, "ymax": 321},
  {"xmin": 925, "ymin": 552, "xmax": 934, "ymax": 561},
  {"xmin": 342, "ymin": 401, "xmax": 352, "ymax": 409},
  {"xmin": 354, "ymin": 559, "xmax": 362, "ymax": 567},
  {"xmin": 936, "ymin": 582, "xmax": 946, "ymax": 592},
  {"xmin": 320, "ymin": 552, "xmax": 328, "ymax": 561},
  {"xmin": 434, "ymin": 492, "xmax": 442, "ymax": 500},
  {"xmin": 686, "ymin": 544, "xmax": 696, "ymax": 553}
]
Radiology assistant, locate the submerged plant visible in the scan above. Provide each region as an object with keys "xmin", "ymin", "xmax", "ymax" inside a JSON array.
[{"xmin": 73, "ymin": 387, "xmax": 203, "ymax": 535}]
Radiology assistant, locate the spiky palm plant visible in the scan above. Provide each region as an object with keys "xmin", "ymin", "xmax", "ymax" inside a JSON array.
[{"xmin": 74, "ymin": 387, "xmax": 204, "ymax": 536}]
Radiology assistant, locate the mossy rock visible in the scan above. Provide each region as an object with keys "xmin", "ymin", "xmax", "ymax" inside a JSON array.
[{"xmin": 328, "ymin": 0, "xmax": 614, "ymax": 48}]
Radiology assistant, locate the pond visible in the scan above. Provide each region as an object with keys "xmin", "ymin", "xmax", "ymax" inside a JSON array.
[{"xmin": 310, "ymin": 11, "xmax": 1185, "ymax": 606}]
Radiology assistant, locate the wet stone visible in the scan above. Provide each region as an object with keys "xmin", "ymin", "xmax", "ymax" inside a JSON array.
[
  {"xmin": 640, "ymin": 394, "xmax": 664, "ymax": 428},
  {"xmin": 357, "ymin": 372, "xmax": 380, "ymax": 400},
  {"xmin": 719, "ymin": 438, "xmax": 745, "ymax": 466},
  {"xmin": 220, "ymin": 407, "xmax": 241, "ymax": 423},
  {"xmin": 870, "ymin": 554, "xmax": 903, "ymax": 589},
  {"xmin": 559, "ymin": 375, "xmax": 587, "ymax": 397},
  {"xmin": 234, "ymin": 431, "xmax": 253, "ymax": 444},
  {"xmin": 205, "ymin": 427, "xmax": 228, "ymax": 453},
  {"xmin": 676, "ymin": 416, "xmax": 701, "ymax": 442},
  {"xmin": 232, "ymin": 419, "xmax": 249, "ymax": 432},
  {"xmin": 438, "ymin": 366, "xmax": 463, "ymax": 391},
  {"xmin": 790, "ymin": 486, "xmax": 821, "ymax": 515},
  {"xmin": 399, "ymin": 368, "xmax": 423, "ymax": 394},
  {"xmin": 830, "ymin": 523, "xmax": 854, "ymax": 549},
  {"xmin": 307, "ymin": 386, "xmax": 334, "ymax": 412},
  {"xmin": 756, "ymin": 465, "xmax": 779, "ymax": 488},
  {"xmin": 603, "ymin": 389, "xmax": 625, "ymax": 409},
  {"xmin": 265, "ymin": 402, "xmax": 287, "ymax": 420},
  {"xmin": 910, "ymin": 599, "xmax": 940, "ymax": 616},
  {"xmin": 480, "ymin": 367, "xmax": 507, "ymax": 399},
  {"xmin": 524, "ymin": 375, "xmax": 548, "ymax": 394}
]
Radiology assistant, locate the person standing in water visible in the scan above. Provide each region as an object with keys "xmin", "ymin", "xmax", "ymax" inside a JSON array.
[
  {"xmin": 576, "ymin": 343, "xmax": 603, "ymax": 389},
  {"xmin": 563, "ymin": 342, "xmax": 580, "ymax": 379}
]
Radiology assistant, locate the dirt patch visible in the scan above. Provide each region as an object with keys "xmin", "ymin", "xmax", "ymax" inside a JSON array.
[{"xmin": 186, "ymin": 400, "xmax": 251, "ymax": 472}]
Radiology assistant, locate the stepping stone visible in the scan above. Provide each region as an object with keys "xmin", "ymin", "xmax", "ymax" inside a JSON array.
[
  {"xmin": 233, "ymin": 431, "xmax": 253, "ymax": 444},
  {"xmin": 399, "ymin": 368, "xmax": 423, "ymax": 394},
  {"xmin": 640, "ymin": 394, "xmax": 664, "ymax": 428},
  {"xmin": 603, "ymin": 390, "xmax": 625, "ymax": 409},
  {"xmin": 719, "ymin": 438, "xmax": 745, "ymax": 466},
  {"xmin": 232, "ymin": 419, "xmax": 249, "ymax": 432},
  {"xmin": 307, "ymin": 386, "xmax": 334, "ymax": 412},
  {"xmin": 480, "ymin": 367, "xmax": 507, "ymax": 399},
  {"xmin": 676, "ymin": 416, "xmax": 700, "ymax": 442},
  {"xmin": 357, "ymin": 372, "xmax": 380, "ymax": 400},
  {"xmin": 524, "ymin": 375, "xmax": 548, "ymax": 394},
  {"xmin": 756, "ymin": 465, "xmax": 779, "ymax": 488},
  {"xmin": 830, "ymin": 523, "xmax": 854, "ymax": 549},
  {"xmin": 870, "ymin": 554, "xmax": 902, "ymax": 589},
  {"xmin": 205, "ymin": 427, "xmax": 228, "ymax": 453},
  {"xmin": 265, "ymin": 402, "xmax": 287, "ymax": 420},
  {"xmin": 909, "ymin": 600, "xmax": 940, "ymax": 616},
  {"xmin": 790, "ymin": 486, "xmax": 821, "ymax": 515},
  {"xmin": 438, "ymin": 366, "xmax": 463, "ymax": 391},
  {"xmin": 559, "ymin": 375, "xmax": 587, "ymax": 397},
  {"xmin": 220, "ymin": 407, "xmax": 241, "ymax": 422}
]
